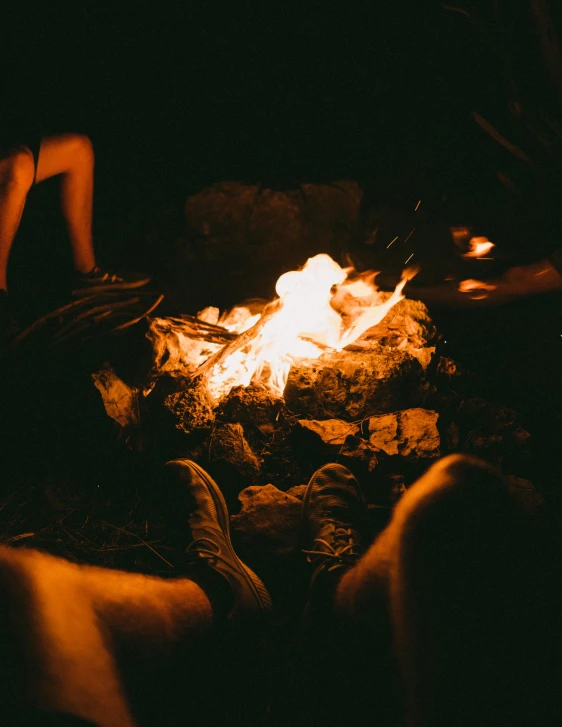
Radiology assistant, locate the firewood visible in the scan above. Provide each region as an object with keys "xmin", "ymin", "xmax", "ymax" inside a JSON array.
[
  {"xmin": 191, "ymin": 298, "xmax": 283, "ymax": 380},
  {"xmin": 112, "ymin": 294, "xmax": 165, "ymax": 331}
]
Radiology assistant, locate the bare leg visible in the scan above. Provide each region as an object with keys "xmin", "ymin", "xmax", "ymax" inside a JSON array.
[
  {"xmin": 0, "ymin": 547, "xmax": 214, "ymax": 726},
  {"xmin": 0, "ymin": 148, "xmax": 36, "ymax": 291},
  {"xmin": 35, "ymin": 134, "xmax": 96, "ymax": 274},
  {"xmin": 336, "ymin": 455, "xmax": 562, "ymax": 726}
]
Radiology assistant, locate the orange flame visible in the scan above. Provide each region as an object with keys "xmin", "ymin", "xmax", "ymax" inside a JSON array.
[
  {"xmin": 205, "ymin": 254, "xmax": 414, "ymax": 400},
  {"xmin": 457, "ymin": 278, "xmax": 497, "ymax": 300},
  {"xmin": 462, "ymin": 236, "xmax": 495, "ymax": 259}
]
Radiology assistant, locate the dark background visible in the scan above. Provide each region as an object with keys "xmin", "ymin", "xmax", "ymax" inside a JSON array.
[
  {"xmin": 3, "ymin": 1, "xmax": 561, "ymax": 267},
  {"xmin": 2, "ymin": 3, "xmax": 490, "ymax": 224}
]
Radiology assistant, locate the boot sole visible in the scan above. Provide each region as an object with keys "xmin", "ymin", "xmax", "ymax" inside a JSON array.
[{"xmin": 169, "ymin": 459, "xmax": 274, "ymax": 618}]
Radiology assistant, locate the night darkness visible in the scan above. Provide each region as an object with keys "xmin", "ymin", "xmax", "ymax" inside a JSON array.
[{"xmin": 3, "ymin": 3, "xmax": 476, "ymax": 220}]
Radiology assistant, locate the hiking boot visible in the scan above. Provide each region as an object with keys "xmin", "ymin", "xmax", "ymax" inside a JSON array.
[
  {"xmin": 72, "ymin": 266, "xmax": 151, "ymax": 296},
  {"xmin": 162, "ymin": 459, "xmax": 273, "ymax": 624},
  {"xmin": 302, "ymin": 463, "xmax": 370, "ymax": 609}
]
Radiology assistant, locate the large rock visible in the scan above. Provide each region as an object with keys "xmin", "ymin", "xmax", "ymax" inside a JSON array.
[
  {"xmin": 293, "ymin": 409, "xmax": 440, "ymax": 475},
  {"xmin": 217, "ymin": 384, "xmax": 282, "ymax": 425},
  {"xmin": 163, "ymin": 380, "xmax": 215, "ymax": 435},
  {"xmin": 357, "ymin": 298, "xmax": 437, "ymax": 370},
  {"xmin": 185, "ymin": 181, "xmax": 362, "ymax": 282},
  {"xmin": 285, "ymin": 347, "xmax": 427, "ymax": 420},
  {"xmin": 368, "ymin": 408, "xmax": 440, "ymax": 459},
  {"xmin": 231, "ymin": 484, "xmax": 302, "ymax": 556},
  {"xmin": 295, "ymin": 419, "xmax": 360, "ymax": 447}
]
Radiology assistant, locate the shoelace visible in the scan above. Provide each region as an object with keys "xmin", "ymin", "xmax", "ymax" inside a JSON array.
[
  {"xmin": 303, "ymin": 522, "xmax": 363, "ymax": 570},
  {"xmin": 83, "ymin": 267, "xmax": 124, "ymax": 284},
  {"xmin": 185, "ymin": 536, "xmax": 235, "ymax": 569},
  {"xmin": 96, "ymin": 271, "xmax": 124, "ymax": 284}
]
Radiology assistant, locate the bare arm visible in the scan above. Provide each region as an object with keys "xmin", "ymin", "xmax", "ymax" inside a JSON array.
[{"xmin": 406, "ymin": 258, "xmax": 562, "ymax": 306}]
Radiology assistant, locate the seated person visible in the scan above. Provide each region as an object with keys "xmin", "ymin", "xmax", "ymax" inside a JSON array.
[{"xmin": 0, "ymin": 454, "xmax": 559, "ymax": 726}]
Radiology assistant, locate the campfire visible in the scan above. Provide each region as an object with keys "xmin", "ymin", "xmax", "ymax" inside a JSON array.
[
  {"xmin": 82, "ymin": 184, "xmax": 538, "ymax": 570},
  {"xmin": 147, "ymin": 253, "xmax": 417, "ymax": 401}
]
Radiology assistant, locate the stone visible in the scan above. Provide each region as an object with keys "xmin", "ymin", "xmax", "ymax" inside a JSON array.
[
  {"xmin": 163, "ymin": 379, "xmax": 215, "ymax": 435},
  {"xmin": 295, "ymin": 419, "xmax": 359, "ymax": 447},
  {"xmin": 368, "ymin": 408, "xmax": 440, "ymax": 459},
  {"xmin": 339, "ymin": 435, "xmax": 379, "ymax": 472},
  {"xmin": 286, "ymin": 484, "xmax": 307, "ymax": 501},
  {"xmin": 92, "ymin": 364, "xmax": 139, "ymax": 430},
  {"xmin": 358, "ymin": 298, "xmax": 437, "ymax": 370},
  {"xmin": 285, "ymin": 347, "xmax": 426, "ymax": 420},
  {"xmin": 209, "ymin": 422, "xmax": 261, "ymax": 490},
  {"xmin": 231, "ymin": 484, "xmax": 302, "ymax": 556},
  {"xmin": 183, "ymin": 180, "xmax": 362, "ymax": 300},
  {"xmin": 217, "ymin": 384, "xmax": 283, "ymax": 425}
]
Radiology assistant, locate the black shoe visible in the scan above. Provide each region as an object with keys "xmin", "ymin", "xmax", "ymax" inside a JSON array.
[
  {"xmin": 162, "ymin": 459, "xmax": 273, "ymax": 624},
  {"xmin": 302, "ymin": 463, "xmax": 370, "ymax": 608},
  {"xmin": 0, "ymin": 290, "xmax": 20, "ymax": 346},
  {"xmin": 72, "ymin": 266, "xmax": 151, "ymax": 296}
]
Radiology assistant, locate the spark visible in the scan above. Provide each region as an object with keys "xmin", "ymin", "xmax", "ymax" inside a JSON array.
[
  {"xmin": 414, "ymin": 199, "xmax": 421, "ymax": 212},
  {"xmin": 405, "ymin": 253, "xmax": 414, "ymax": 264},
  {"xmin": 386, "ymin": 235, "xmax": 399, "ymax": 248},
  {"xmin": 403, "ymin": 228, "xmax": 416, "ymax": 243}
]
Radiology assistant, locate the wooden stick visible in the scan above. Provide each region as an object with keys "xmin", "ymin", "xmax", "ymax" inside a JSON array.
[
  {"xmin": 49, "ymin": 321, "xmax": 92, "ymax": 348},
  {"xmin": 6, "ymin": 295, "xmax": 99, "ymax": 347},
  {"xmin": 112, "ymin": 294, "xmax": 165, "ymax": 331},
  {"xmin": 191, "ymin": 298, "xmax": 282, "ymax": 380},
  {"xmin": 53, "ymin": 297, "xmax": 141, "ymax": 339},
  {"xmin": 161, "ymin": 315, "xmax": 237, "ymax": 337},
  {"xmin": 148, "ymin": 317, "xmax": 237, "ymax": 346}
]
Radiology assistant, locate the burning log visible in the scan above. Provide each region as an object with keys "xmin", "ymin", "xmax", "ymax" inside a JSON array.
[{"xmin": 191, "ymin": 298, "xmax": 283, "ymax": 381}]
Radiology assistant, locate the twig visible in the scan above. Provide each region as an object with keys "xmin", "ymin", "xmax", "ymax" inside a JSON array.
[
  {"xmin": 53, "ymin": 297, "xmax": 141, "ymax": 339},
  {"xmin": 6, "ymin": 295, "xmax": 99, "ymax": 348},
  {"xmin": 111, "ymin": 294, "xmax": 165, "ymax": 331},
  {"xmin": 4, "ymin": 532, "xmax": 35, "ymax": 543},
  {"xmin": 154, "ymin": 316, "xmax": 237, "ymax": 342},
  {"xmin": 101, "ymin": 521, "xmax": 173, "ymax": 568},
  {"xmin": 49, "ymin": 321, "xmax": 93, "ymax": 348}
]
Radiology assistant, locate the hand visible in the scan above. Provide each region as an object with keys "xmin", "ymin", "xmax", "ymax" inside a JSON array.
[{"xmin": 405, "ymin": 259, "xmax": 562, "ymax": 307}]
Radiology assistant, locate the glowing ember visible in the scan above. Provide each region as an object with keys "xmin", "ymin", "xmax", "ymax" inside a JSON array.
[
  {"xmin": 462, "ymin": 236, "xmax": 495, "ymax": 259},
  {"xmin": 203, "ymin": 254, "xmax": 415, "ymax": 400}
]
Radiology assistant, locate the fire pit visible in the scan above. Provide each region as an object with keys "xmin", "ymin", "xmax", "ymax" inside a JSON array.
[{"xmin": 91, "ymin": 248, "xmax": 538, "ymax": 567}]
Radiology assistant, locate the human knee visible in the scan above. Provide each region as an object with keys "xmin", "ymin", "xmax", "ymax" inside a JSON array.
[
  {"xmin": 67, "ymin": 133, "xmax": 95, "ymax": 168},
  {"xmin": 398, "ymin": 454, "xmax": 508, "ymax": 520},
  {"xmin": 0, "ymin": 149, "xmax": 35, "ymax": 195}
]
